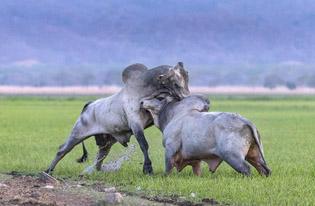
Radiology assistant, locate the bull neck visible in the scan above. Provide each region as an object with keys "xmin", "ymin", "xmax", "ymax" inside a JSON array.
[{"xmin": 158, "ymin": 101, "xmax": 178, "ymax": 132}]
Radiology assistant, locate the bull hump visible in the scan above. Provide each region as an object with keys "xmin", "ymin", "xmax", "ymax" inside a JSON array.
[{"xmin": 122, "ymin": 63, "xmax": 148, "ymax": 84}]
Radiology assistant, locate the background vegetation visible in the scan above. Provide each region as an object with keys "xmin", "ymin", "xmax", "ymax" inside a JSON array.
[
  {"xmin": 2, "ymin": 64, "xmax": 315, "ymax": 88},
  {"xmin": 2, "ymin": 1, "xmax": 315, "ymax": 88}
]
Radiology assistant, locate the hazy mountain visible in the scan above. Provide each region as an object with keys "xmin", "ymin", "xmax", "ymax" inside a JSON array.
[{"xmin": 1, "ymin": 0, "xmax": 315, "ymax": 86}]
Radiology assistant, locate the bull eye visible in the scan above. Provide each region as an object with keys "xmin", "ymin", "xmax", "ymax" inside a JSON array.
[{"xmin": 174, "ymin": 82, "xmax": 180, "ymax": 89}]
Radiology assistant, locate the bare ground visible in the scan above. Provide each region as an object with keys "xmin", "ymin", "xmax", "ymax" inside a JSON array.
[{"xmin": 0, "ymin": 172, "xmax": 220, "ymax": 206}]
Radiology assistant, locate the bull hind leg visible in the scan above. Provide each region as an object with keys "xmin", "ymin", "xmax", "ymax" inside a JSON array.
[
  {"xmin": 46, "ymin": 122, "xmax": 96, "ymax": 174},
  {"xmin": 175, "ymin": 159, "xmax": 201, "ymax": 175},
  {"xmin": 81, "ymin": 134, "xmax": 117, "ymax": 175},
  {"xmin": 246, "ymin": 144, "xmax": 271, "ymax": 177},
  {"xmin": 46, "ymin": 135, "xmax": 85, "ymax": 174},
  {"xmin": 191, "ymin": 161, "xmax": 202, "ymax": 176},
  {"xmin": 94, "ymin": 134, "xmax": 117, "ymax": 171},
  {"xmin": 223, "ymin": 153, "xmax": 251, "ymax": 176}
]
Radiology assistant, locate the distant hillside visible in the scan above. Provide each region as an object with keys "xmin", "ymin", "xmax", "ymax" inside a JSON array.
[{"xmin": 1, "ymin": 0, "xmax": 315, "ymax": 86}]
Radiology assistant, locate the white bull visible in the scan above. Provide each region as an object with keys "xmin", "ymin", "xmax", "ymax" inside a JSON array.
[
  {"xmin": 46, "ymin": 62, "xmax": 190, "ymax": 175},
  {"xmin": 142, "ymin": 95, "xmax": 271, "ymax": 176}
]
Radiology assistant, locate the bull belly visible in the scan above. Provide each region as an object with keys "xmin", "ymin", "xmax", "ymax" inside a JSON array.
[
  {"xmin": 181, "ymin": 150, "xmax": 214, "ymax": 161},
  {"xmin": 181, "ymin": 144, "xmax": 216, "ymax": 160}
]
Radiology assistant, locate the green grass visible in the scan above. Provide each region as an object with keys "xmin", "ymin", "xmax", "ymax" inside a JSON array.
[{"xmin": 1, "ymin": 95, "xmax": 315, "ymax": 205}]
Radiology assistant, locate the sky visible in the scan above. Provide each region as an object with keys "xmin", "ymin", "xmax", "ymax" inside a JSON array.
[{"xmin": 1, "ymin": 0, "xmax": 315, "ymax": 86}]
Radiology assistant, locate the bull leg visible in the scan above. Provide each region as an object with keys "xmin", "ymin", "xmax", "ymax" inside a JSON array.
[
  {"xmin": 164, "ymin": 137, "xmax": 182, "ymax": 175},
  {"xmin": 46, "ymin": 135, "xmax": 85, "ymax": 174},
  {"xmin": 81, "ymin": 134, "xmax": 117, "ymax": 175},
  {"xmin": 191, "ymin": 161, "xmax": 202, "ymax": 176},
  {"xmin": 131, "ymin": 124, "xmax": 153, "ymax": 175},
  {"xmin": 174, "ymin": 153, "xmax": 186, "ymax": 173},
  {"xmin": 165, "ymin": 147, "xmax": 177, "ymax": 175},
  {"xmin": 45, "ymin": 122, "xmax": 96, "ymax": 174},
  {"xmin": 246, "ymin": 144, "xmax": 271, "ymax": 177},
  {"xmin": 76, "ymin": 142, "xmax": 88, "ymax": 163},
  {"xmin": 165, "ymin": 156, "xmax": 174, "ymax": 175},
  {"xmin": 94, "ymin": 134, "xmax": 117, "ymax": 170},
  {"xmin": 223, "ymin": 153, "xmax": 251, "ymax": 176}
]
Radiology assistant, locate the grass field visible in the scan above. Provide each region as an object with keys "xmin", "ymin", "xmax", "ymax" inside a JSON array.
[{"xmin": 1, "ymin": 95, "xmax": 315, "ymax": 205}]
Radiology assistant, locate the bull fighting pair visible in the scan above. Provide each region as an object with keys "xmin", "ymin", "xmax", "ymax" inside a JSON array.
[{"xmin": 46, "ymin": 62, "xmax": 271, "ymax": 177}]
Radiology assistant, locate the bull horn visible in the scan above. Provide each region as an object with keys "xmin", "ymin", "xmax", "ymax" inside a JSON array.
[{"xmin": 174, "ymin": 62, "xmax": 184, "ymax": 70}]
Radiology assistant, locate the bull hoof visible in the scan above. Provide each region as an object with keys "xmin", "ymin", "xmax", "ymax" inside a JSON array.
[
  {"xmin": 76, "ymin": 154, "xmax": 88, "ymax": 163},
  {"xmin": 44, "ymin": 169, "xmax": 53, "ymax": 175},
  {"xmin": 143, "ymin": 164, "xmax": 153, "ymax": 175}
]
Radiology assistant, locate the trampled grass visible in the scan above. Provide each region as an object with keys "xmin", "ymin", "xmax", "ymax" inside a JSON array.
[{"xmin": 1, "ymin": 95, "xmax": 315, "ymax": 205}]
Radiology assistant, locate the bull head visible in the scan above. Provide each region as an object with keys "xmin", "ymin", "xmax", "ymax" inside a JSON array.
[{"xmin": 156, "ymin": 62, "xmax": 190, "ymax": 100}]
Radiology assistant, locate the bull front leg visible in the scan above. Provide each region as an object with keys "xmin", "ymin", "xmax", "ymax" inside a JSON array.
[
  {"xmin": 164, "ymin": 138, "xmax": 181, "ymax": 175},
  {"xmin": 164, "ymin": 147, "xmax": 176, "ymax": 175},
  {"xmin": 131, "ymin": 124, "xmax": 153, "ymax": 175}
]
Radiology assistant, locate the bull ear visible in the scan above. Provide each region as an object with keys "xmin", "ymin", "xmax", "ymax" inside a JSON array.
[
  {"xmin": 122, "ymin": 63, "xmax": 148, "ymax": 84},
  {"xmin": 157, "ymin": 68, "xmax": 175, "ymax": 83}
]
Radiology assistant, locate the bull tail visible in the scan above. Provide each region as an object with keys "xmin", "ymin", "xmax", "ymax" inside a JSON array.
[
  {"xmin": 247, "ymin": 122, "xmax": 266, "ymax": 163},
  {"xmin": 76, "ymin": 101, "xmax": 93, "ymax": 163},
  {"xmin": 243, "ymin": 119, "xmax": 271, "ymax": 176}
]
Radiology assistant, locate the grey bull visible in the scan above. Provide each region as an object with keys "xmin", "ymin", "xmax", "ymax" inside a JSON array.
[
  {"xmin": 46, "ymin": 62, "xmax": 189, "ymax": 175},
  {"xmin": 141, "ymin": 95, "xmax": 271, "ymax": 176}
]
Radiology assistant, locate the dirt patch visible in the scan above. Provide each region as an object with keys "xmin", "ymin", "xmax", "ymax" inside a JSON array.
[
  {"xmin": 0, "ymin": 174, "xmax": 95, "ymax": 206},
  {"xmin": 0, "ymin": 172, "xmax": 221, "ymax": 206},
  {"xmin": 136, "ymin": 194, "xmax": 221, "ymax": 206}
]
